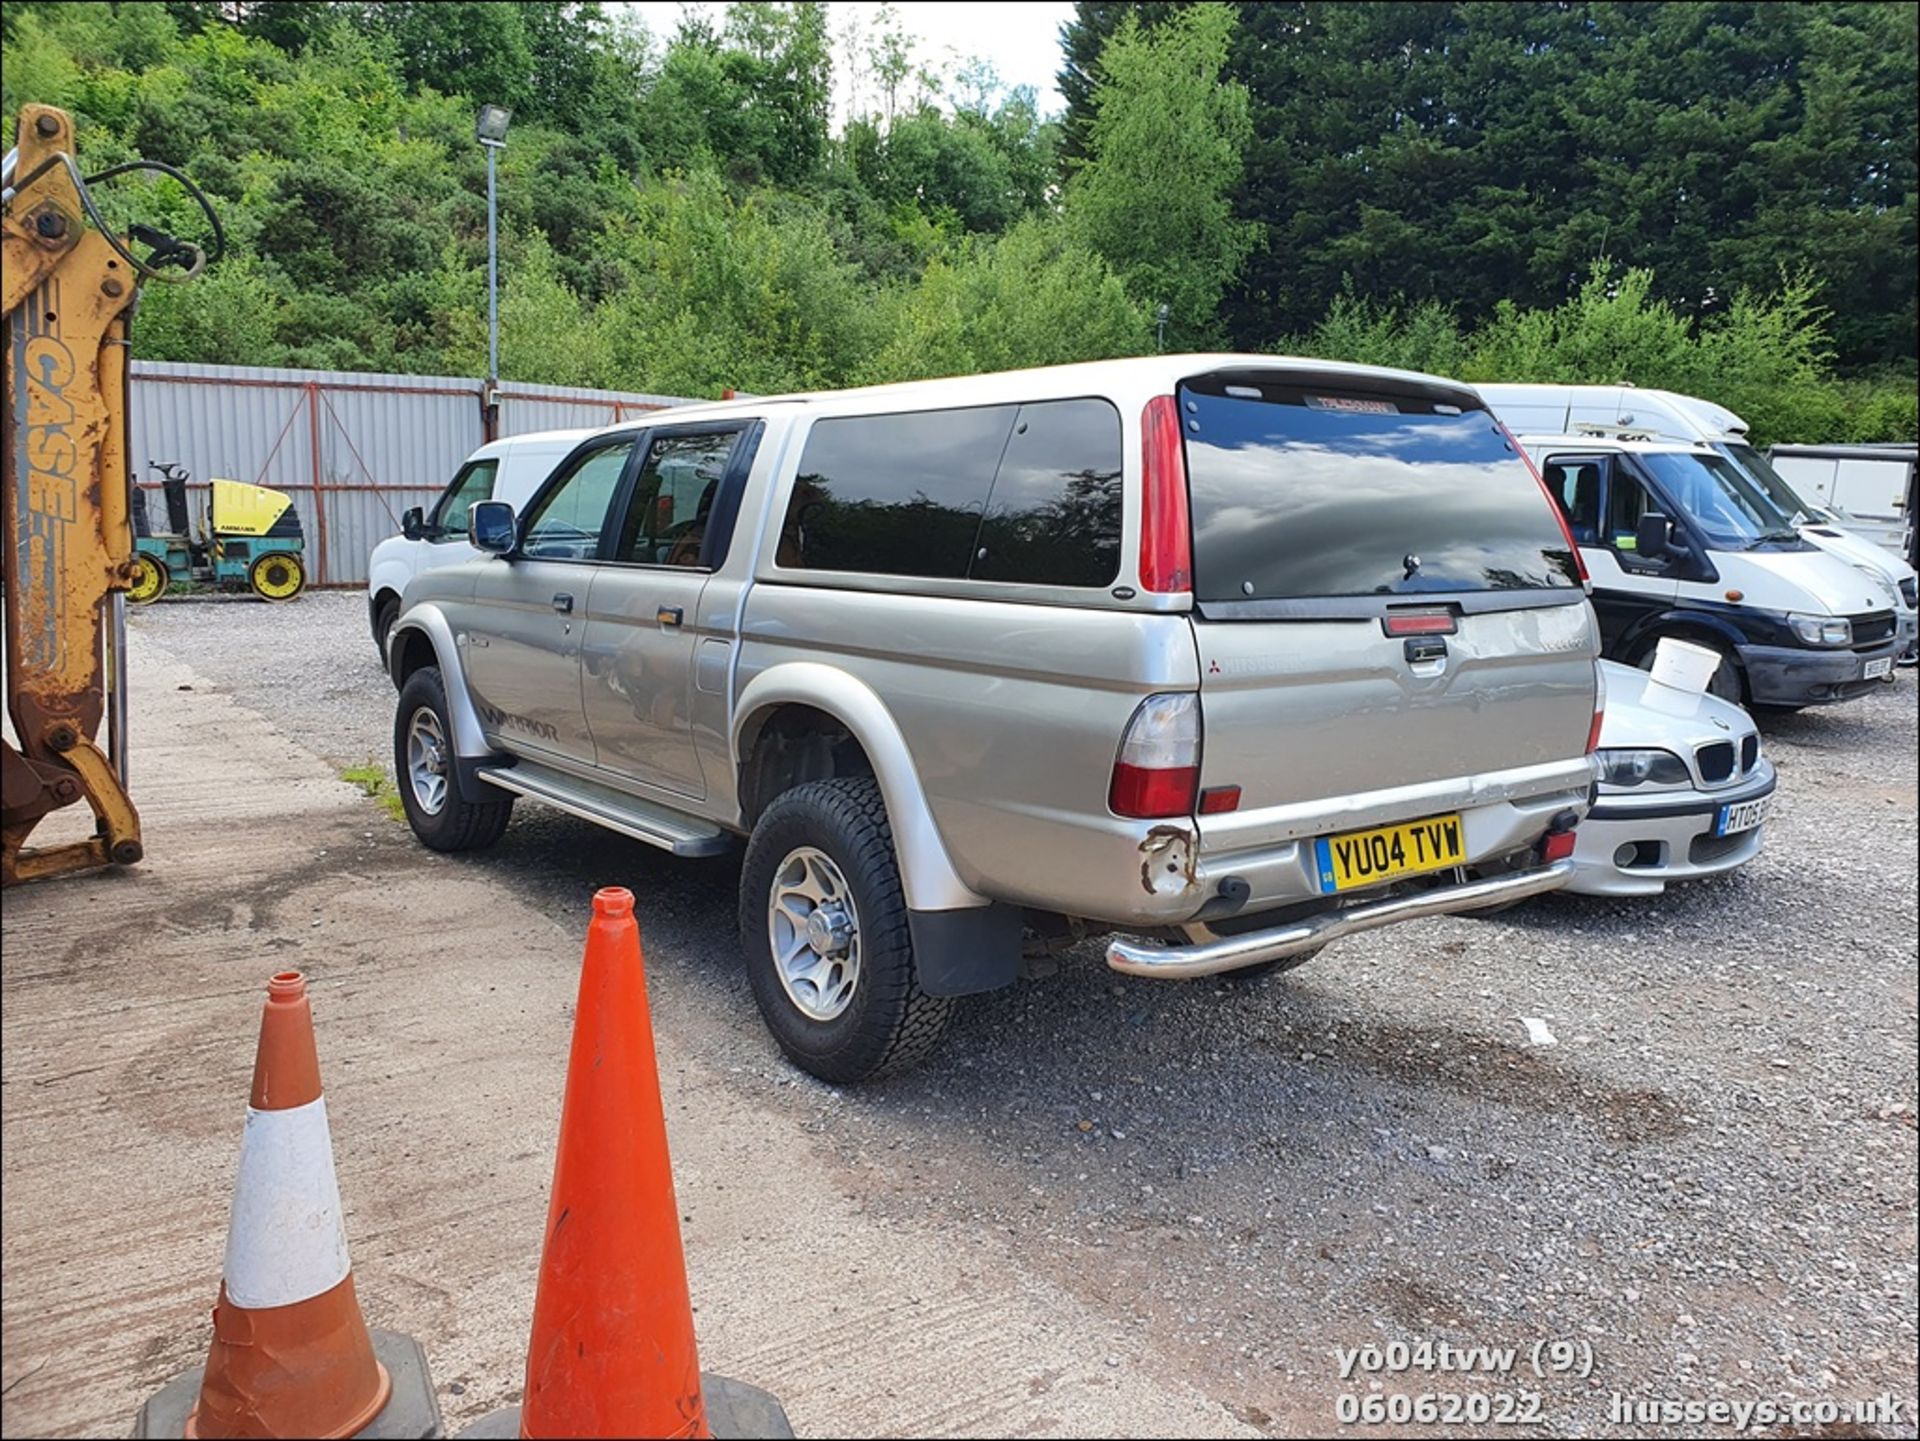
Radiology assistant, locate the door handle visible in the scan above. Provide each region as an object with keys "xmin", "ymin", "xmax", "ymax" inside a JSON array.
[
  {"xmin": 656, "ymin": 605, "xmax": 684, "ymax": 628},
  {"xmin": 1404, "ymin": 636, "xmax": 1448, "ymax": 664},
  {"xmin": 552, "ymin": 592, "xmax": 574, "ymax": 614}
]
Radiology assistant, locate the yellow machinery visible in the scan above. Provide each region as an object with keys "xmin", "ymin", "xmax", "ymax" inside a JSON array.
[
  {"xmin": 2, "ymin": 104, "xmax": 220, "ymax": 885},
  {"xmin": 132, "ymin": 468, "xmax": 308, "ymax": 603}
]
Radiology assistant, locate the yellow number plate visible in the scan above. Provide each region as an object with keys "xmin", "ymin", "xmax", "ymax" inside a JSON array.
[{"xmin": 1314, "ymin": 813, "xmax": 1465, "ymax": 893}]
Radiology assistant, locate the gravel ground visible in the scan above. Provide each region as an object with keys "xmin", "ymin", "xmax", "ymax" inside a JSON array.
[{"xmin": 131, "ymin": 591, "xmax": 1919, "ymax": 1437}]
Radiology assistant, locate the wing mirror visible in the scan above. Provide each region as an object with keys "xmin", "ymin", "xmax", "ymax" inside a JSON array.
[
  {"xmin": 470, "ymin": 499, "xmax": 517, "ymax": 555},
  {"xmin": 400, "ymin": 505, "xmax": 426, "ymax": 541},
  {"xmin": 1634, "ymin": 512, "xmax": 1675, "ymax": 560}
]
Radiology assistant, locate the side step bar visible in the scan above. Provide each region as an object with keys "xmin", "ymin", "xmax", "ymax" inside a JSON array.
[{"xmin": 476, "ymin": 763, "xmax": 733, "ymax": 857}]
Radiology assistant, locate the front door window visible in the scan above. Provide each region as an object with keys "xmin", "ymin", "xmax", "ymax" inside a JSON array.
[
  {"xmin": 429, "ymin": 459, "xmax": 498, "ymax": 540},
  {"xmin": 518, "ymin": 442, "xmax": 634, "ymax": 560}
]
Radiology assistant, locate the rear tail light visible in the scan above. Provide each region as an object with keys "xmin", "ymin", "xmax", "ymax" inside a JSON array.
[
  {"xmin": 1495, "ymin": 416, "xmax": 1590, "ymax": 587},
  {"xmin": 1110, "ymin": 692, "xmax": 1200, "ymax": 818},
  {"xmin": 1139, "ymin": 395, "xmax": 1192, "ymax": 593},
  {"xmin": 1586, "ymin": 663, "xmax": 1607, "ymax": 754}
]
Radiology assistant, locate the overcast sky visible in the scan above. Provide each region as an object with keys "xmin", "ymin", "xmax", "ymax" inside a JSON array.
[{"xmin": 619, "ymin": 2, "xmax": 1077, "ymax": 121}]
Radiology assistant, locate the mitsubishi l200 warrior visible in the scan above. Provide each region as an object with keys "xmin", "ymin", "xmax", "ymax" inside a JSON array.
[{"xmin": 387, "ymin": 356, "xmax": 1603, "ymax": 1081}]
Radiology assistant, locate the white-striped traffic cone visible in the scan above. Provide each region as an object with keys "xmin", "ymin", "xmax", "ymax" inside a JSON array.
[
  {"xmin": 186, "ymin": 970, "xmax": 389, "ymax": 1437},
  {"xmin": 136, "ymin": 970, "xmax": 441, "ymax": 1438}
]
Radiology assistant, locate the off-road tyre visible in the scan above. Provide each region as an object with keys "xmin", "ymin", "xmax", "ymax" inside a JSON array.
[{"xmin": 740, "ymin": 776, "xmax": 952, "ymax": 1083}]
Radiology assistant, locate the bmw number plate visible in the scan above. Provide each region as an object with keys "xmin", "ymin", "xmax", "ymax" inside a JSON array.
[{"xmin": 1715, "ymin": 796, "xmax": 1770, "ymax": 837}]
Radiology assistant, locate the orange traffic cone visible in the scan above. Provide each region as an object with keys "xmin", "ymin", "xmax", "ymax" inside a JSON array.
[
  {"xmin": 522, "ymin": 887, "xmax": 707, "ymax": 1438},
  {"xmin": 460, "ymin": 888, "xmax": 790, "ymax": 1440},
  {"xmin": 134, "ymin": 971, "xmax": 441, "ymax": 1440},
  {"xmin": 188, "ymin": 971, "xmax": 390, "ymax": 1438}
]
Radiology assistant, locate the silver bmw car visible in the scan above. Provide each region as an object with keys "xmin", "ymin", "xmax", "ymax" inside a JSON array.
[{"xmin": 1572, "ymin": 660, "xmax": 1777, "ymax": 896}]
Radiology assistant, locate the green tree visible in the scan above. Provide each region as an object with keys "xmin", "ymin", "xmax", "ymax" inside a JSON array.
[
  {"xmin": 852, "ymin": 105, "xmax": 1019, "ymax": 234},
  {"xmin": 866, "ymin": 215, "xmax": 1149, "ymax": 382},
  {"xmin": 638, "ymin": 3, "xmax": 832, "ymax": 188},
  {"xmin": 364, "ymin": 1, "xmax": 535, "ymax": 113},
  {"xmin": 591, "ymin": 166, "xmax": 879, "ymax": 396},
  {"xmin": 1055, "ymin": 1, "xmax": 1185, "ymax": 166},
  {"xmin": 1216, "ymin": 2, "xmax": 1917, "ymax": 372},
  {"xmin": 1065, "ymin": 4, "xmax": 1253, "ymax": 344}
]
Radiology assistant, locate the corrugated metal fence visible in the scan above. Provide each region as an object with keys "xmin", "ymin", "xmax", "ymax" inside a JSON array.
[{"xmin": 128, "ymin": 361, "xmax": 695, "ymax": 586}]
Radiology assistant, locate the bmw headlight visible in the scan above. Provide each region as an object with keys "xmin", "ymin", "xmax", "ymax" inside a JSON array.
[
  {"xmin": 1786, "ymin": 613, "xmax": 1852, "ymax": 647},
  {"xmin": 1597, "ymin": 748, "xmax": 1692, "ymax": 788}
]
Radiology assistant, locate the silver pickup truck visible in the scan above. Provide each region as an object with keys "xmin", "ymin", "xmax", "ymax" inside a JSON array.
[{"xmin": 387, "ymin": 355, "xmax": 1602, "ymax": 1081}]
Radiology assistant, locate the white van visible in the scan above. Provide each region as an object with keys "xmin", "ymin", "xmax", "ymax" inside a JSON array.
[
  {"xmin": 1506, "ymin": 428, "xmax": 1905, "ymax": 707},
  {"xmin": 1479, "ymin": 384, "xmax": 1917, "ymax": 660},
  {"xmin": 367, "ymin": 429, "xmax": 595, "ymax": 660}
]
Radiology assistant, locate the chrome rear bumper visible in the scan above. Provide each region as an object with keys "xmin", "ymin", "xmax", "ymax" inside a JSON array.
[{"xmin": 1105, "ymin": 859, "xmax": 1576, "ymax": 978}]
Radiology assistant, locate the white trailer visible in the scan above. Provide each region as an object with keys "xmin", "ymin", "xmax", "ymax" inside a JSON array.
[{"xmin": 1766, "ymin": 444, "xmax": 1916, "ymax": 566}]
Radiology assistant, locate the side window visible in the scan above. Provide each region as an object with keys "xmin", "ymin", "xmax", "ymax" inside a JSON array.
[
  {"xmin": 1541, "ymin": 457, "xmax": 1602, "ymax": 545},
  {"xmin": 778, "ymin": 406, "xmax": 1016, "ymax": 577},
  {"xmin": 430, "ymin": 459, "xmax": 498, "ymax": 540},
  {"xmin": 518, "ymin": 441, "xmax": 634, "ymax": 561},
  {"xmin": 1606, "ymin": 462, "xmax": 1660, "ymax": 554},
  {"xmin": 971, "ymin": 399, "xmax": 1123, "ymax": 586},
  {"xmin": 611, "ymin": 430, "xmax": 742, "ymax": 568}
]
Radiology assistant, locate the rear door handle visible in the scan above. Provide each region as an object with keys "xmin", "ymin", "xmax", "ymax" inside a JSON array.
[
  {"xmin": 552, "ymin": 592, "xmax": 574, "ymax": 614},
  {"xmin": 656, "ymin": 605, "xmax": 684, "ymax": 628}
]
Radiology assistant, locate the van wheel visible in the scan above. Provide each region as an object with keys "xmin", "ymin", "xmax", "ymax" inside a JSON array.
[
  {"xmin": 373, "ymin": 595, "xmax": 400, "ymax": 664},
  {"xmin": 393, "ymin": 666, "xmax": 512, "ymax": 851},
  {"xmin": 740, "ymin": 777, "xmax": 951, "ymax": 1083},
  {"xmin": 1637, "ymin": 636, "xmax": 1743, "ymax": 705}
]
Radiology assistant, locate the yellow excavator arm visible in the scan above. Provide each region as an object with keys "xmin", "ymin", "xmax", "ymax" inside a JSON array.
[{"xmin": 2, "ymin": 104, "xmax": 217, "ymax": 885}]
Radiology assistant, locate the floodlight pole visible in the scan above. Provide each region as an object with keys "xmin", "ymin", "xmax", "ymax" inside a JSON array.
[
  {"xmin": 485, "ymin": 139, "xmax": 500, "ymax": 383},
  {"xmin": 476, "ymin": 104, "xmax": 511, "ymax": 388}
]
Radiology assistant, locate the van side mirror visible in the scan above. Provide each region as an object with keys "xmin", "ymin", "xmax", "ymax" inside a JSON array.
[
  {"xmin": 401, "ymin": 506, "xmax": 425, "ymax": 541},
  {"xmin": 1634, "ymin": 512, "xmax": 1674, "ymax": 559},
  {"xmin": 470, "ymin": 500, "xmax": 517, "ymax": 555}
]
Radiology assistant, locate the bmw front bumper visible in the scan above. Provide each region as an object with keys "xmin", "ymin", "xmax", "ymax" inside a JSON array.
[{"xmin": 1566, "ymin": 761, "xmax": 1776, "ymax": 897}]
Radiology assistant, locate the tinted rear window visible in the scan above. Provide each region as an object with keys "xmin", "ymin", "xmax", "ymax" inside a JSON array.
[
  {"xmin": 782, "ymin": 406, "xmax": 1012, "ymax": 578},
  {"xmin": 973, "ymin": 400, "xmax": 1122, "ymax": 586},
  {"xmin": 779, "ymin": 399, "xmax": 1122, "ymax": 586},
  {"xmin": 1180, "ymin": 384, "xmax": 1581, "ymax": 601}
]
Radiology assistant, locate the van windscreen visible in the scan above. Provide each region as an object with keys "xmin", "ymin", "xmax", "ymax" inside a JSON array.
[{"xmin": 1179, "ymin": 384, "xmax": 1581, "ymax": 602}]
